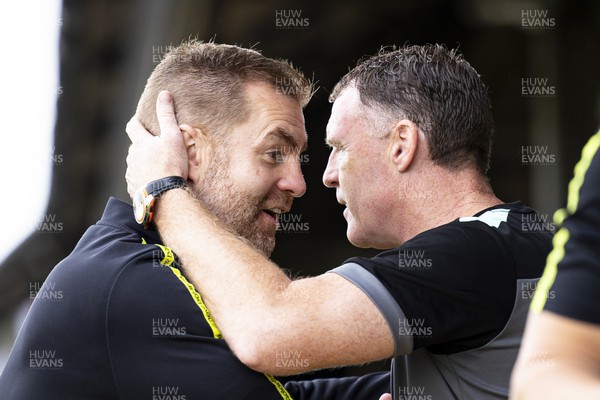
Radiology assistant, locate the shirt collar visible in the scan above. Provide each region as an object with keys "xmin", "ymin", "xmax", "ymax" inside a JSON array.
[{"xmin": 100, "ymin": 197, "xmax": 162, "ymax": 244}]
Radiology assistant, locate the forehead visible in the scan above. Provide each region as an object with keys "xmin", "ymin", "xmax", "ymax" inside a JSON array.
[
  {"xmin": 326, "ymin": 87, "xmax": 366, "ymax": 143},
  {"xmin": 244, "ymin": 81, "xmax": 307, "ymax": 147}
]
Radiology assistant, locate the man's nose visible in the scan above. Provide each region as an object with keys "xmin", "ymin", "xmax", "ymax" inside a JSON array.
[
  {"xmin": 322, "ymin": 150, "xmax": 339, "ymax": 188},
  {"xmin": 278, "ymin": 157, "xmax": 307, "ymax": 198}
]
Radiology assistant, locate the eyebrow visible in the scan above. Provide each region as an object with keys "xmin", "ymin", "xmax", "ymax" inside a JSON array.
[
  {"xmin": 265, "ymin": 127, "xmax": 308, "ymax": 152},
  {"xmin": 324, "ymin": 127, "xmax": 337, "ymax": 148},
  {"xmin": 324, "ymin": 135, "xmax": 342, "ymax": 148}
]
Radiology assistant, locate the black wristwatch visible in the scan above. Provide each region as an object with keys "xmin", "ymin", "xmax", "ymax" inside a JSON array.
[{"xmin": 133, "ymin": 176, "xmax": 187, "ymax": 228}]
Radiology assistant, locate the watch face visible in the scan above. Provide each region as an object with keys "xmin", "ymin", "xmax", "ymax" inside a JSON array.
[
  {"xmin": 133, "ymin": 188, "xmax": 147, "ymax": 224},
  {"xmin": 133, "ymin": 177, "xmax": 185, "ymax": 227}
]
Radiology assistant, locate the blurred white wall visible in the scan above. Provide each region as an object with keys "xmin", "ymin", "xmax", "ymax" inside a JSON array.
[{"xmin": 0, "ymin": 0, "xmax": 62, "ymax": 372}]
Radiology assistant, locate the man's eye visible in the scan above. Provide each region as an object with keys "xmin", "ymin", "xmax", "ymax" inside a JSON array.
[
  {"xmin": 267, "ymin": 150, "xmax": 285, "ymax": 163},
  {"xmin": 326, "ymin": 142, "xmax": 342, "ymax": 152}
]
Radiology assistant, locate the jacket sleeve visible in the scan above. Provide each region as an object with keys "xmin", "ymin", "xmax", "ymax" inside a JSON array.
[{"xmin": 284, "ymin": 371, "xmax": 390, "ymax": 400}]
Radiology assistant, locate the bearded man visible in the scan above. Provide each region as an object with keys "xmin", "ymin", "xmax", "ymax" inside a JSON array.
[{"xmin": 0, "ymin": 40, "xmax": 312, "ymax": 400}]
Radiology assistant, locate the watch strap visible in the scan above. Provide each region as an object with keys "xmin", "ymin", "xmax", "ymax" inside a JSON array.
[
  {"xmin": 146, "ymin": 176, "xmax": 187, "ymax": 198},
  {"xmin": 134, "ymin": 176, "xmax": 187, "ymax": 228}
]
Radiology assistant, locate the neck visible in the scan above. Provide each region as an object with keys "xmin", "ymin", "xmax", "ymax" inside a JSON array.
[{"xmin": 394, "ymin": 165, "xmax": 502, "ymax": 245}]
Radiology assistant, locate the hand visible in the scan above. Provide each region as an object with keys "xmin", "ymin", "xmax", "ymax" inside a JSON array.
[
  {"xmin": 125, "ymin": 90, "xmax": 188, "ymax": 197},
  {"xmin": 379, "ymin": 394, "xmax": 392, "ymax": 400}
]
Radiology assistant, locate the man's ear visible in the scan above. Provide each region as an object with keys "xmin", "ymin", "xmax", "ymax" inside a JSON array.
[
  {"xmin": 388, "ymin": 119, "xmax": 419, "ymax": 173},
  {"xmin": 180, "ymin": 124, "xmax": 212, "ymax": 185}
]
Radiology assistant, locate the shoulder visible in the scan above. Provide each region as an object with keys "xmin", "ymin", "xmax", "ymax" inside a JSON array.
[
  {"xmin": 348, "ymin": 219, "xmax": 507, "ymax": 276},
  {"xmin": 349, "ymin": 203, "xmax": 551, "ymax": 279}
]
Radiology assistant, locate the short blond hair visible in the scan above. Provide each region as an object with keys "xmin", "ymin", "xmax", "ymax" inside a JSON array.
[{"xmin": 137, "ymin": 39, "xmax": 313, "ymax": 140}]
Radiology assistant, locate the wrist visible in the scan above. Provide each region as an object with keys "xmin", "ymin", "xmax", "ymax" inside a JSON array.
[{"xmin": 153, "ymin": 186, "xmax": 192, "ymax": 225}]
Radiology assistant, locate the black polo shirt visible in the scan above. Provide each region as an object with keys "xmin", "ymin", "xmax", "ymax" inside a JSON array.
[
  {"xmin": 0, "ymin": 197, "xmax": 291, "ymax": 400},
  {"xmin": 340, "ymin": 201, "xmax": 552, "ymax": 354},
  {"xmin": 286, "ymin": 201, "xmax": 553, "ymax": 399}
]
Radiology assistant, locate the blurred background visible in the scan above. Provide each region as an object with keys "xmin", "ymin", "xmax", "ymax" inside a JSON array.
[{"xmin": 0, "ymin": 0, "xmax": 598, "ymax": 378}]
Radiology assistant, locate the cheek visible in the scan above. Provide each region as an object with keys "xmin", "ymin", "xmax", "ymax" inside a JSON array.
[
  {"xmin": 347, "ymin": 162, "xmax": 386, "ymax": 215},
  {"xmin": 230, "ymin": 162, "xmax": 276, "ymax": 199},
  {"xmin": 337, "ymin": 154, "xmax": 353, "ymax": 187},
  {"xmin": 340, "ymin": 153, "xmax": 371, "ymax": 193}
]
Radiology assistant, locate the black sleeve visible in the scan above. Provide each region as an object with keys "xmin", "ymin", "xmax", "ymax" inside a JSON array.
[
  {"xmin": 332, "ymin": 225, "xmax": 518, "ymax": 354},
  {"xmin": 542, "ymin": 134, "xmax": 600, "ymax": 324},
  {"xmin": 284, "ymin": 372, "xmax": 390, "ymax": 400}
]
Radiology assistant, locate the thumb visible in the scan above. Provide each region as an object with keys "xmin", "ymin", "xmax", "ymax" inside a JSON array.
[{"xmin": 379, "ymin": 394, "xmax": 392, "ymax": 400}]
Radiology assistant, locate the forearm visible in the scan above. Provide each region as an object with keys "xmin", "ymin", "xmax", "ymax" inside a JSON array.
[
  {"xmin": 512, "ymin": 361, "xmax": 600, "ymax": 399},
  {"xmin": 154, "ymin": 188, "xmax": 290, "ymax": 350},
  {"xmin": 155, "ymin": 189, "xmax": 290, "ymax": 306},
  {"xmin": 511, "ymin": 312, "xmax": 600, "ymax": 399},
  {"xmin": 154, "ymin": 188, "xmax": 393, "ymax": 374}
]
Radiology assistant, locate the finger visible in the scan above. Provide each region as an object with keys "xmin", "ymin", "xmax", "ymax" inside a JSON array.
[
  {"xmin": 125, "ymin": 115, "xmax": 148, "ymax": 143},
  {"xmin": 378, "ymin": 394, "xmax": 392, "ymax": 400},
  {"xmin": 125, "ymin": 145, "xmax": 137, "ymax": 197},
  {"xmin": 156, "ymin": 90, "xmax": 181, "ymax": 140}
]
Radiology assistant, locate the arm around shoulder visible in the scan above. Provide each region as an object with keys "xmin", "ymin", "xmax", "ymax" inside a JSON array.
[
  {"xmin": 153, "ymin": 189, "xmax": 394, "ymax": 375},
  {"xmin": 230, "ymin": 272, "xmax": 395, "ymax": 375}
]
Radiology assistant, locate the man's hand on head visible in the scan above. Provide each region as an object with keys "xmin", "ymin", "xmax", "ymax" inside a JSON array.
[{"xmin": 126, "ymin": 90, "xmax": 189, "ymax": 197}]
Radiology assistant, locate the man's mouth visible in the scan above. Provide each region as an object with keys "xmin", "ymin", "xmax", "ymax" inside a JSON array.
[
  {"xmin": 262, "ymin": 208, "xmax": 286, "ymax": 221},
  {"xmin": 260, "ymin": 192, "xmax": 292, "ymax": 225}
]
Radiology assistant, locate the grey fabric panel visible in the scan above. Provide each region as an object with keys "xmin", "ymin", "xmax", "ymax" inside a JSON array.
[
  {"xmin": 393, "ymin": 350, "xmax": 458, "ymax": 399},
  {"xmin": 330, "ymin": 264, "xmax": 537, "ymax": 399},
  {"xmin": 328, "ymin": 263, "xmax": 414, "ymax": 356},
  {"xmin": 433, "ymin": 278, "xmax": 539, "ymax": 398}
]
